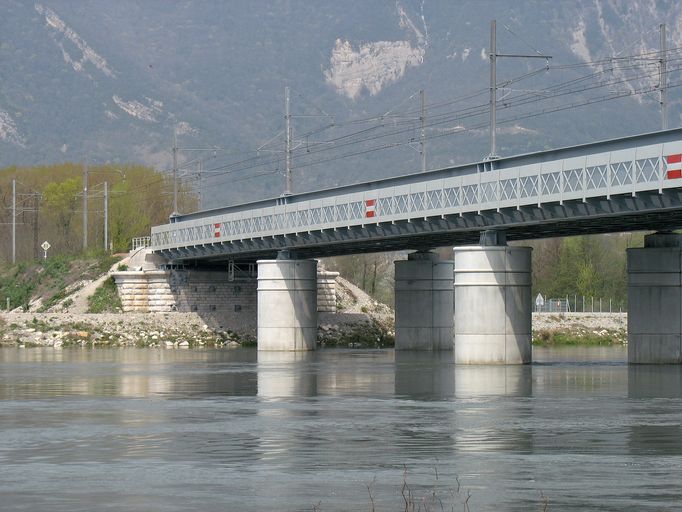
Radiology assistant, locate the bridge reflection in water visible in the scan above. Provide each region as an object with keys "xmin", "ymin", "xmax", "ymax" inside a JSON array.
[
  {"xmin": 2, "ymin": 347, "xmax": 682, "ymax": 510},
  {"xmin": 4, "ymin": 345, "xmax": 682, "ymax": 399}
]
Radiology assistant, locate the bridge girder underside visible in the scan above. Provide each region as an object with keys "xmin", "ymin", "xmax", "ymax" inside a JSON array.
[{"xmin": 158, "ymin": 189, "xmax": 682, "ymax": 264}]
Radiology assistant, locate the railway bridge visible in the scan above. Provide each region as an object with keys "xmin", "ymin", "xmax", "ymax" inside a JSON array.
[{"xmin": 148, "ymin": 128, "xmax": 682, "ymax": 363}]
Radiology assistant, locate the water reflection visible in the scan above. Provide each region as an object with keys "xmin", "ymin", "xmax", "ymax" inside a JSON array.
[
  {"xmin": 1, "ymin": 347, "xmax": 680, "ymax": 402},
  {"xmin": 394, "ymin": 353, "xmax": 535, "ymax": 399},
  {"xmin": 2, "ymin": 346, "xmax": 682, "ymax": 511},
  {"xmin": 0, "ymin": 348, "xmax": 260, "ymax": 399},
  {"xmin": 628, "ymin": 365, "xmax": 682, "ymax": 398},
  {"xmin": 627, "ymin": 365, "xmax": 682, "ymax": 457},
  {"xmin": 257, "ymin": 351, "xmax": 318, "ymax": 398},
  {"xmin": 316, "ymin": 350, "xmax": 395, "ymax": 396},
  {"xmin": 455, "ymin": 365, "xmax": 532, "ymax": 397},
  {"xmin": 394, "ymin": 351, "xmax": 455, "ymax": 400}
]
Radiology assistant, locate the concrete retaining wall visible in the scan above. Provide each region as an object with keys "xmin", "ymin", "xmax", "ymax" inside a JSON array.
[
  {"xmin": 112, "ymin": 267, "xmax": 338, "ymax": 316},
  {"xmin": 317, "ymin": 270, "xmax": 339, "ymax": 313},
  {"xmin": 112, "ymin": 269, "xmax": 257, "ymax": 314}
]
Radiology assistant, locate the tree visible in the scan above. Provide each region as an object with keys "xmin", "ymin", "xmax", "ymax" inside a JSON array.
[
  {"xmin": 576, "ymin": 262, "xmax": 598, "ymax": 298},
  {"xmin": 42, "ymin": 177, "xmax": 81, "ymax": 251},
  {"xmin": 0, "ymin": 163, "xmax": 197, "ymax": 261}
]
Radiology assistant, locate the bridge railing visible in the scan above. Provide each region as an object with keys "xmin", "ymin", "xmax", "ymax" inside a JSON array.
[
  {"xmin": 131, "ymin": 236, "xmax": 151, "ymax": 251},
  {"xmin": 151, "ymin": 138, "xmax": 682, "ymax": 251}
]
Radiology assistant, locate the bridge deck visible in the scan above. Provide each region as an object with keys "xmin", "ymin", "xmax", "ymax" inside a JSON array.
[{"xmin": 151, "ymin": 128, "xmax": 682, "ymax": 262}]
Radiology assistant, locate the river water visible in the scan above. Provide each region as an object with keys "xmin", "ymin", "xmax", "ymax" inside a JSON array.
[{"xmin": 1, "ymin": 346, "xmax": 681, "ymax": 511}]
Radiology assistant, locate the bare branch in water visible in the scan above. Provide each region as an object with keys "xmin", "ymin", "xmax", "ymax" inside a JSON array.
[
  {"xmin": 366, "ymin": 475, "xmax": 376, "ymax": 512},
  {"xmin": 464, "ymin": 489, "xmax": 471, "ymax": 512}
]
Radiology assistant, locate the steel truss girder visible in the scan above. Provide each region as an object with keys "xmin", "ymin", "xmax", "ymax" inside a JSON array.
[{"xmin": 158, "ymin": 190, "xmax": 682, "ymax": 263}]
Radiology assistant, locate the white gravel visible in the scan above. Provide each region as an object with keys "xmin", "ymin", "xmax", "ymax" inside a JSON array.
[{"xmin": 533, "ymin": 312, "xmax": 627, "ymax": 331}]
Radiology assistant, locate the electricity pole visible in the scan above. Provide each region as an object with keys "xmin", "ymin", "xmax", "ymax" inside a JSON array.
[
  {"xmin": 660, "ymin": 23, "xmax": 668, "ymax": 130},
  {"xmin": 487, "ymin": 20, "xmax": 551, "ymax": 160},
  {"xmin": 198, "ymin": 160, "xmax": 203, "ymax": 210},
  {"xmin": 284, "ymin": 86, "xmax": 292, "ymax": 194},
  {"xmin": 103, "ymin": 181, "xmax": 109, "ymax": 252},
  {"xmin": 32, "ymin": 194, "xmax": 39, "ymax": 260},
  {"xmin": 9, "ymin": 182, "xmax": 41, "ymax": 263},
  {"xmin": 82, "ymin": 163, "xmax": 88, "ymax": 251},
  {"xmin": 489, "ymin": 20, "xmax": 498, "ymax": 159},
  {"xmin": 11, "ymin": 179, "xmax": 16, "ymax": 264},
  {"xmin": 420, "ymin": 89, "xmax": 426, "ymax": 172},
  {"xmin": 172, "ymin": 130, "xmax": 178, "ymax": 216}
]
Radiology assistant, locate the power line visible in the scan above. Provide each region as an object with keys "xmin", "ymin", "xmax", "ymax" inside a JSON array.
[
  {"xmin": 111, "ymin": 47, "xmax": 682, "ymax": 204},
  {"xmin": 197, "ymin": 74, "xmax": 682, "ymax": 191},
  {"xmin": 142, "ymin": 47, "xmax": 682, "ymax": 185}
]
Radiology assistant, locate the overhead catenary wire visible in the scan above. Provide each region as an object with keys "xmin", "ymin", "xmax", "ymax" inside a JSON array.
[
  {"xmin": 196, "ymin": 73, "xmax": 682, "ymax": 191},
  {"xmin": 219, "ymin": 80, "xmax": 682, "ymax": 190},
  {"xmin": 146, "ymin": 46, "xmax": 682, "ymax": 181},
  {"xmin": 161, "ymin": 47, "xmax": 682, "ymax": 186},
  {"xmin": 194, "ymin": 61, "xmax": 682, "ymax": 181},
  {"xmin": 133, "ymin": 64, "xmax": 682, "ymax": 199},
  {"xmin": 117, "ymin": 47, "xmax": 682, "ymax": 200}
]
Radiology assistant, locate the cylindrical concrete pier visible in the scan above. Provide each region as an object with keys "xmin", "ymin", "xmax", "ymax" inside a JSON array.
[
  {"xmin": 628, "ymin": 233, "xmax": 682, "ymax": 364},
  {"xmin": 453, "ymin": 245, "xmax": 532, "ymax": 364},
  {"xmin": 257, "ymin": 258, "xmax": 318, "ymax": 351},
  {"xmin": 394, "ymin": 252, "xmax": 454, "ymax": 350}
]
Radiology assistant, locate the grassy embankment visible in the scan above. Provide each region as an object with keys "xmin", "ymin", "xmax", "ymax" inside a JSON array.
[
  {"xmin": 0, "ymin": 254, "xmax": 120, "ymax": 312},
  {"xmin": 87, "ymin": 275, "xmax": 123, "ymax": 313},
  {"xmin": 533, "ymin": 330, "xmax": 626, "ymax": 346}
]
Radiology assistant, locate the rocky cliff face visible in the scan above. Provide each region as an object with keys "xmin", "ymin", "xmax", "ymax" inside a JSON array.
[{"xmin": 2, "ymin": 1, "xmax": 680, "ymax": 207}]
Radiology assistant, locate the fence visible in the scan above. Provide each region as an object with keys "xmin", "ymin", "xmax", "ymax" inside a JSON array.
[
  {"xmin": 131, "ymin": 236, "xmax": 151, "ymax": 251},
  {"xmin": 536, "ymin": 295, "xmax": 625, "ymax": 313}
]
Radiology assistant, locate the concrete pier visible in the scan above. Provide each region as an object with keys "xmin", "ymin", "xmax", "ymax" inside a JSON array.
[
  {"xmin": 394, "ymin": 251, "xmax": 454, "ymax": 350},
  {"xmin": 453, "ymin": 233, "xmax": 532, "ymax": 364},
  {"xmin": 257, "ymin": 255, "xmax": 318, "ymax": 351},
  {"xmin": 628, "ymin": 232, "xmax": 682, "ymax": 364}
]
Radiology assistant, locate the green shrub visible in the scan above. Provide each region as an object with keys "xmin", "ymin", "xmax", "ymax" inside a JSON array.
[
  {"xmin": 87, "ymin": 277, "xmax": 122, "ymax": 313},
  {"xmin": 532, "ymin": 329, "xmax": 625, "ymax": 346},
  {"xmin": 94, "ymin": 254, "xmax": 120, "ymax": 274},
  {"xmin": 0, "ymin": 274, "xmax": 35, "ymax": 310},
  {"xmin": 40, "ymin": 255, "xmax": 71, "ymax": 281}
]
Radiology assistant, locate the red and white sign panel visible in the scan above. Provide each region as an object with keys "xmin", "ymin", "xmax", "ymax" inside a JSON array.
[
  {"xmin": 365, "ymin": 199, "xmax": 376, "ymax": 218},
  {"xmin": 666, "ymin": 154, "xmax": 682, "ymax": 179},
  {"xmin": 214, "ymin": 223, "xmax": 221, "ymax": 238}
]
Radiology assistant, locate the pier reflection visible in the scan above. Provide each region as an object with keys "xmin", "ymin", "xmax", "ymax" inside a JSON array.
[
  {"xmin": 257, "ymin": 351, "xmax": 318, "ymax": 398},
  {"xmin": 454, "ymin": 365, "xmax": 532, "ymax": 397},
  {"xmin": 393, "ymin": 352, "xmax": 536, "ymax": 463},
  {"xmin": 3, "ymin": 346, "xmax": 682, "ymax": 512},
  {"xmin": 628, "ymin": 365, "xmax": 682, "ymax": 398},
  {"xmin": 317, "ymin": 350, "xmax": 394, "ymax": 397},
  {"xmin": 453, "ymin": 364, "xmax": 534, "ymax": 455},
  {"xmin": 394, "ymin": 351, "xmax": 455, "ymax": 400},
  {"xmin": 0, "ymin": 348, "xmax": 260, "ymax": 399},
  {"xmin": 627, "ymin": 365, "xmax": 682, "ymax": 456}
]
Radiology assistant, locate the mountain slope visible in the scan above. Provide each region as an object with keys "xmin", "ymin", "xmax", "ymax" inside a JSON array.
[{"xmin": 1, "ymin": 0, "xmax": 681, "ymax": 209}]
